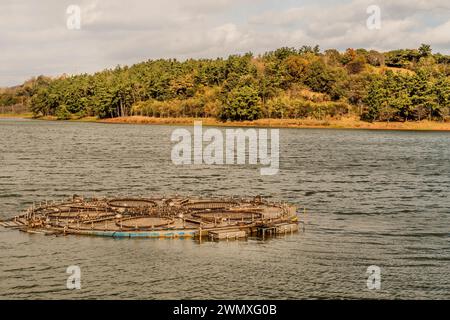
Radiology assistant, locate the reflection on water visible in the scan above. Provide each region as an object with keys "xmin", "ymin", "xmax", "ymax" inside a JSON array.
[{"xmin": 0, "ymin": 119, "xmax": 449, "ymax": 299}]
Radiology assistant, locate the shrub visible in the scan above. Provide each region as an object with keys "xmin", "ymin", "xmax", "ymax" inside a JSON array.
[
  {"xmin": 218, "ymin": 86, "xmax": 262, "ymax": 121},
  {"xmin": 56, "ymin": 105, "xmax": 71, "ymax": 120}
]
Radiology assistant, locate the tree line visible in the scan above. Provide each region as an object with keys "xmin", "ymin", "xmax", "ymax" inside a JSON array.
[{"xmin": 1, "ymin": 44, "xmax": 449, "ymax": 122}]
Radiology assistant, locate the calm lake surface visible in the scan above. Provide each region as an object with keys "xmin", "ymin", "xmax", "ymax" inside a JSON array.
[{"xmin": 0, "ymin": 118, "xmax": 449, "ymax": 299}]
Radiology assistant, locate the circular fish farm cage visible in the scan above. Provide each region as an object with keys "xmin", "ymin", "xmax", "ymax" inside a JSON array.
[
  {"xmin": 192, "ymin": 210, "xmax": 263, "ymax": 222},
  {"xmin": 48, "ymin": 211, "xmax": 113, "ymax": 220},
  {"xmin": 183, "ymin": 200, "xmax": 238, "ymax": 210},
  {"xmin": 119, "ymin": 217, "xmax": 174, "ymax": 229},
  {"xmin": 47, "ymin": 207, "xmax": 113, "ymax": 218},
  {"xmin": 0, "ymin": 195, "xmax": 300, "ymax": 240},
  {"xmin": 107, "ymin": 198, "xmax": 157, "ymax": 208}
]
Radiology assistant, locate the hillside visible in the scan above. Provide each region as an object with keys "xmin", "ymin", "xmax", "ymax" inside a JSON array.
[{"xmin": 1, "ymin": 44, "xmax": 449, "ymax": 123}]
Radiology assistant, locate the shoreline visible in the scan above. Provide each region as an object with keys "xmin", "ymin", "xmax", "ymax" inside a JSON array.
[
  {"xmin": 2, "ymin": 114, "xmax": 450, "ymax": 131},
  {"xmin": 99, "ymin": 116, "xmax": 450, "ymax": 131}
]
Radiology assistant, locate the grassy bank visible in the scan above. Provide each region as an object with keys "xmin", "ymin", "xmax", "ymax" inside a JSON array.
[
  {"xmin": 99, "ymin": 116, "xmax": 450, "ymax": 131},
  {"xmin": 3, "ymin": 113, "xmax": 450, "ymax": 131},
  {"xmin": 0, "ymin": 113, "xmax": 34, "ymax": 118},
  {"xmin": 0, "ymin": 113, "xmax": 98, "ymax": 122}
]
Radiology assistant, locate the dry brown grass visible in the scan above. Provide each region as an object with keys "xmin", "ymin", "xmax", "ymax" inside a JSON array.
[
  {"xmin": 6, "ymin": 113, "xmax": 450, "ymax": 131},
  {"xmin": 99, "ymin": 116, "xmax": 450, "ymax": 131},
  {"xmin": 370, "ymin": 66, "xmax": 416, "ymax": 76},
  {"xmin": 0, "ymin": 113, "xmax": 34, "ymax": 118}
]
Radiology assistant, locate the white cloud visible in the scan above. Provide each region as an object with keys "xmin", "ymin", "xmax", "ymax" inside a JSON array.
[
  {"xmin": 422, "ymin": 20, "xmax": 450, "ymax": 45},
  {"xmin": 247, "ymin": 0, "xmax": 450, "ymax": 51},
  {"xmin": 0, "ymin": 0, "xmax": 449, "ymax": 86}
]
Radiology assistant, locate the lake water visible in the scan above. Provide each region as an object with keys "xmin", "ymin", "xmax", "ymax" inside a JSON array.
[{"xmin": 0, "ymin": 118, "xmax": 449, "ymax": 299}]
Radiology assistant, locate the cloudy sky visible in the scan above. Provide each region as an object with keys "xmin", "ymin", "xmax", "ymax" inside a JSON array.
[{"xmin": 1, "ymin": 0, "xmax": 449, "ymax": 86}]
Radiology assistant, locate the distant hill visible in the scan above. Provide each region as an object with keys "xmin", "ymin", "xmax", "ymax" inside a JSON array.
[{"xmin": 1, "ymin": 44, "xmax": 449, "ymax": 122}]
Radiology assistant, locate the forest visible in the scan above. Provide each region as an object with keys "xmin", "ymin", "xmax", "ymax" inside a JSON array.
[{"xmin": 1, "ymin": 44, "xmax": 449, "ymax": 122}]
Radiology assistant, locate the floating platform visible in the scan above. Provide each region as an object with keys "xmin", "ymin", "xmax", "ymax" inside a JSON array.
[
  {"xmin": 0, "ymin": 195, "xmax": 300, "ymax": 240},
  {"xmin": 208, "ymin": 229, "xmax": 247, "ymax": 241}
]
